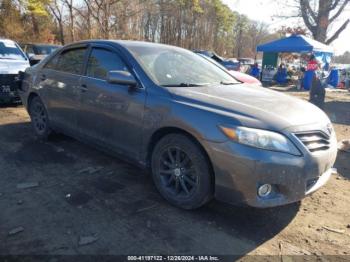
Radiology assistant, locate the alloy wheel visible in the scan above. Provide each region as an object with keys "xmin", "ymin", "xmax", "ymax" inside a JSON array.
[
  {"xmin": 158, "ymin": 146, "xmax": 198, "ymax": 197},
  {"xmin": 31, "ymin": 102, "xmax": 47, "ymax": 134}
]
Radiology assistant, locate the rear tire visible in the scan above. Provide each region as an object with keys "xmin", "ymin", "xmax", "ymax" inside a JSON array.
[
  {"xmin": 29, "ymin": 96, "xmax": 52, "ymax": 140},
  {"xmin": 151, "ymin": 134, "xmax": 213, "ymax": 209}
]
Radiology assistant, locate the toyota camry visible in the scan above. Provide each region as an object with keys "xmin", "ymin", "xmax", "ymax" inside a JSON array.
[{"xmin": 19, "ymin": 40, "xmax": 338, "ymax": 209}]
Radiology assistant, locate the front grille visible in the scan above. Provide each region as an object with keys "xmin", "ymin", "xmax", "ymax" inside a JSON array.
[
  {"xmin": 294, "ymin": 131, "xmax": 331, "ymax": 152},
  {"xmin": 0, "ymin": 74, "xmax": 20, "ymax": 100},
  {"xmin": 0, "ymin": 73, "xmax": 20, "ymax": 88}
]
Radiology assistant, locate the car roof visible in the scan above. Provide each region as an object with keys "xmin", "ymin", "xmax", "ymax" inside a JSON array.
[{"xmin": 63, "ymin": 39, "xmax": 184, "ymax": 50}]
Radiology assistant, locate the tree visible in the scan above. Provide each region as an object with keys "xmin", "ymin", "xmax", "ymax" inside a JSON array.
[
  {"xmin": 0, "ymin": 0, "xmax": 54, "ymax": 42},
  {"xmin": 63, "ymin": 0, "xmax": 75, "ymax": 42},
  {"xmin": 21, "ymin": 0, "xmax": 51, "ymax": 38},
  {"xmin": 296, "ymin": 0, "xmax": 349, "ymax": 44},
  {"xmin": 334, "ymin": 51, "xmax": 350, "ymax": 63},
  {"xmin": 247, "ymin": 22, "xmax": 271, "ymax": 58},
  {"xmin": 233, "ymin": 14, "xmax": 249, "ymax": 58},
  {"xmin": 48, "ymin": 0, "xmax": 65, "ymax": 44},
  {"xmin": 0, "ymin": 0, "xmax": 275, "ymax": 58},
  {"xmin": 0, "ymin": 0, "xmax": 25, "ymax": 39},
  {"xmin": 87, "ymin": 0, "xmax": 122, "ymax": 39}
]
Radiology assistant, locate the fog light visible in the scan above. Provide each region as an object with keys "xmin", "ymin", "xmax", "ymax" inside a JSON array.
[{"xmin": 258, "ymin": 184, "xmax": 272, "ymax": 197}]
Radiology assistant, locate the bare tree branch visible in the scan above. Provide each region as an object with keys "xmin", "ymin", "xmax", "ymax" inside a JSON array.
[
  {"xmin": 330, "ymin": 0, "xmax": 350, "ymax": 23},
  {"xmin": 330, "ymin": 0, "xmax": 341, "ymax": 10},
  {"xmin": 299, "ymin": 0, "xmax": 317, "ymax": 29},
  {"xmin": 302, "ymin": 0, "xmax": 317, "ymax": 22},
  {"xmin": 281, "ymin": 0, "xmax": 349, "ymax": 43},
  {"xmin": 326, "ymin": 18, "xmax": 350, "ymax": 43}
]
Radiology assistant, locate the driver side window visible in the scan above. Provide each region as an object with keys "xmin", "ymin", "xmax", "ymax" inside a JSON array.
[
  {"xmin": 87, "ymin": 48, "xmax": 128, "ymax": 80},
  {"xmin": 44, "ymin": 53, "xmax": 59, "ymax": 70}
]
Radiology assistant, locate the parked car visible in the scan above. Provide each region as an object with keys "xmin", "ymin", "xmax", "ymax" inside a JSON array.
[
  {"xmin": 194, "ymin": 50, "xmax": 241, "ymax": 71},
  {"xmin": 0, "ymin": 38, "xmax": 30, "ymax": 103},
  {"xmin": 197, "ymin": 53, "xmax": 262, "ymax": 86},
  {"xmin": 21, "ymin": 43, "xmax": 61, "ymax": 66},
  {"xmin": 19, "ymin": 40, "xmax": 337, "ymax": 209},
  {"xmin": 238, "ymin": 58, "xmax": 255, "ymax": 66}
]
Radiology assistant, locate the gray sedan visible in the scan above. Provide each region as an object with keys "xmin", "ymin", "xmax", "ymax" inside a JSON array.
[{"xmin": 19, "ymin": 40, "xmax": 338, "ymax": 209}]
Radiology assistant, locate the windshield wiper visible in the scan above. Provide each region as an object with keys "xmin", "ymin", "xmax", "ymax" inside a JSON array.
[
  {"xmin": 162, "ymin": 82, "xmax": 210, "ymax": 87},
  {"xmin": 220, "ymin": 81, "xmax": 239, "ymax": 85}
]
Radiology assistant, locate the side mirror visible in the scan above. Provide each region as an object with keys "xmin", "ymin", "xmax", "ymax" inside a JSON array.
[{"xmin": 107, "ymin": 70, "xmax": 137, "ymax": 87}]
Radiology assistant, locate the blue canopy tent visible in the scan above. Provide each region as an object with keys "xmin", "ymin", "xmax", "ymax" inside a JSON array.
[
  {"xmin": 257, "ymin": 34, "xmax": 333, "ymax": 54},
  {"xmin": 257, "ymin": 35, "xmax": 334, "ymax": 89}
]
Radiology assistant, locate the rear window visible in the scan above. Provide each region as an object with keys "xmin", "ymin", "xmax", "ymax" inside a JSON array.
[
  {"xmin": 56, "ymin": 48, "xmax": 86, "ymax": 75},
  {"xmin": 0, "ymin": 40, "xmax": 27, "ymax": 61},
  {"xmin": 45, "ymin": 47, "xmax": 86, "ymax": 75}
]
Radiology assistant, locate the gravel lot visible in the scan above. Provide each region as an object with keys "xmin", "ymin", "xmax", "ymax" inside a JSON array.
[{"xmin": 0, "ymin": 89, "xmax": 349, "ymax": 258}]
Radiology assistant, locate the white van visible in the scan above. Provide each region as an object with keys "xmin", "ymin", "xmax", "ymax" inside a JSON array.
[{"xmin": 0, "ymin": 38, "xmax": 30, "ymax": 103}]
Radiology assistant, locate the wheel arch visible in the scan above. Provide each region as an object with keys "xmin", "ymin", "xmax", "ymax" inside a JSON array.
[
  {"xmin": 146, "ymin": 126, "xmax": 215, "ymax": 190},
  {"xmin": 27, "ymin": 92, "xmax": 39, "ymax": 109}
]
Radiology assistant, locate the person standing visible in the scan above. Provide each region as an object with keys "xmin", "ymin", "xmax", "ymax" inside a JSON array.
[
  {"xmin": 307, "ymin": 54, "xmax": 319, "ymax": 71},
  {"xmin": 297, "ymin": 67, "xmax": 305, "ymax": 90},
  {"xmin": 309, "ymin": 72, "xmax": 325, "ymax": 109},
  {"xmin": 307, "ymin": 54, "xmax": 325, "ymax": 109},
  {"xmin": 250, "ymin": 63, "xmax": 260, "ymax": 79}
]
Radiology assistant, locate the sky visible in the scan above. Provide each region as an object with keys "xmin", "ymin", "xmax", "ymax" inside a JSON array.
[{"xmin": 221, "ymin": 0, "xmax": 350, "ymax": 55}]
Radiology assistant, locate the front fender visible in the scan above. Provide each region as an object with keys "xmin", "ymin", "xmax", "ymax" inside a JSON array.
[{"xmin": 140, "ymin": 94, "xmax": 244, "ymax": 163}]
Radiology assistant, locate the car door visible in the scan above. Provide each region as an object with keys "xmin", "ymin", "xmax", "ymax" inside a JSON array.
[
  {"xmin": 40, "ymin": 45, "xmax": 88, "ymax": 134},
  {"xmin": 78, "ymin": 44, "xmax": 146, "ymax": 159}
]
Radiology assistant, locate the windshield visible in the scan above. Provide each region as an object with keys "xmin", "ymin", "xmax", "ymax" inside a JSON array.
[
  {"xmin": 34, "ymin": 45, "xmax": 60, "ymax": 55},
  {"xmin": 127, "ymin": 44, "xmax": 239, "ymax": 87},
  {"xmin": 0, "ymin": 40, "xmax": 27, "ymax": 60}
]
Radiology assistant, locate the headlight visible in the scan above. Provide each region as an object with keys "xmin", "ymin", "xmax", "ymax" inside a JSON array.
[{"xmin": 219, "ymin": 126, "xmax": 300, "ymax": 155}]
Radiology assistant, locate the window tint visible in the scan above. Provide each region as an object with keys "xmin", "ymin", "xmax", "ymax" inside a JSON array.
[
  {"xmin": 87, "ymin": 48, "xmax": 128, "ymax": 80},
  {"xmin": 44, "ymin": 53, "xmax": 60, "ymax": 70},
  {"xmin": 56, "ymin": 48, "xmax": 86, "ymax": 75}
]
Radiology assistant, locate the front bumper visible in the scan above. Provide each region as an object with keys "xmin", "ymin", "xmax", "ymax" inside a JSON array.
[{"xmin": 203, "ymin": 132, "xmax": 338, "ymax": 208}]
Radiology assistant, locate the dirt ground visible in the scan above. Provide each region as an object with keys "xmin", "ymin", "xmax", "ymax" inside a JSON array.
[{"xmin": 0, "ymin": 89, "xmax": 349, "ymax": 259}]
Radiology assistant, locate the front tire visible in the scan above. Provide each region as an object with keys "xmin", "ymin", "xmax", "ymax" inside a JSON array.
[
  {"xmin": 151, "ymin": 134, "xmax": 213, "ymax": 209},
  {"xmin": 29, "ymin": 96, "xmax": 52, "ymax": 140}
]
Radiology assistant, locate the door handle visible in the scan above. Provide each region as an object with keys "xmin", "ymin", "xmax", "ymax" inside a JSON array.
[{"xmin": 78, "ymin": 84, "xmax": 88, "ymax": 92}]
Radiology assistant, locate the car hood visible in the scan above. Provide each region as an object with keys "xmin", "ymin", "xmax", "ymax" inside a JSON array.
[
  {"xmin": 0, "ymin": 59, "xmax": 30, "ymax": 74},
  {"xmin": 168, "ymin": 84, "xmax": 330, "ymax": 131}
]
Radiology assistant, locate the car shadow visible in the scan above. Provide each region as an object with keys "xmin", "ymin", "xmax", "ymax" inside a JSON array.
[
  {"xmin": 190, "ymin": 200, "xmax": 300, "ymax": 255},
  {"xmin": 0, "ymin": 121, "xmax": 300, "ymax": 257},
  {"xmin": 334, "ymin": 151, "xmax": 350, "ymax": 180},
  {"xmin": 325, "ymin": 101, "xmax": 350, "ymax": 126},
  {"xmin": 0, "ymin": 102, "xmax": 22, "ymax": 109}
]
